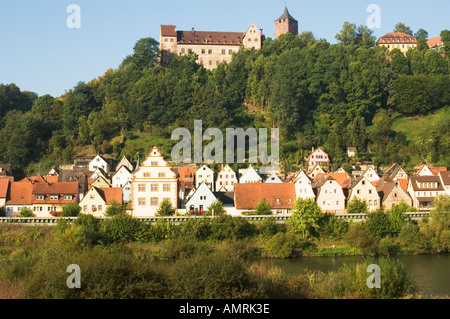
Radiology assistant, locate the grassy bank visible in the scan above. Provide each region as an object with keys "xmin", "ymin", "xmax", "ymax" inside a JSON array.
[{"xmin": 0, "ymin": 206, "xmax": 449, "ymax": 299}]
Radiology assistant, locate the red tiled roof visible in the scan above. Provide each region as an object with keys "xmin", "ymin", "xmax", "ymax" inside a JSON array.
[
  {"xmin": 378, "ymin": 32, "xmax": 417, "ymax": 44},
  {"xmin": 178, "ymin": 30, "xmax": 245, "ymax": 46},
  {"xmin": 96, "ymin": 187, "xmax": 123, "ymax": 205},
  {"xmin": 0, "ymin": 179, "xmax": 10, "ymax": 198},
  {"xmin": 398, "ymin": 178, "xmax": 409, "ymax": 193},
  {"xmin": 234, "ymin": 183, "xmax": 296, "ymax": 210},
  {"xmin": 314, "ymin": 172, "xmax": 351, "ymax": 188},
  {"xmin": 161, "ymin": 25, "xmax": 177, "ymax": 37},
  {"xmin": 427, "ymin": 36, "xmax": 443, "ymax": 48},
  {"xmin": 6, "ymin": 181, "xmax": 33, "ymax": 205}
]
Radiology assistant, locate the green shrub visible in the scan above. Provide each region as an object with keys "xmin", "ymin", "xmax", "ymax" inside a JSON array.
[
  {"xmin": 317, "ymin": 214, "xmax": 349, "ymax": 240},
  {"xmin": 61, "ymin": 203, "xmax": 81, "ymax": 217},
  {"xmin": 264, "ymin": 232, "xmax": 302, "ymax": 258},
  {"xmin": 209, "ymin": 215, "xmax": 255, "ymax": 241},
  {"xmin": 104, "ymin": 200, "xmax": 127, "ymax": 217},
  {"xmin": 254, "ymin": 199, "xmax": 273, "ymax": 215},
  {"xmin": 19, "ymin": 207, "xmax": 34, "ymax": 217},
  {"xmin": 254, "ymin": 218, "xmax": 284, "ymax": 238},
  {"xmin": 167, "ymin": 252, "xmax": 260, "ymax": 299},
  {"xmin": 307, "ymin": 258, "xmax": 418, "ymax": 299},
  {"xmin": 398, "ymin": 222, "xmax": 431, "ymax": 253},
  {"xmin": 99, "ymin": 214, "xmax": 144, "ymax": 244}
]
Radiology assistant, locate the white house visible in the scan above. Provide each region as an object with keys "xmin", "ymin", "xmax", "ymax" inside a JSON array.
[
  {"xmin": 185, "ymin": 182, "xmax": 217, "ymax": 214},
  {"xmin": 438, "ymin": 171, "xmax": 450, "ymax": 196},
  {"xmin": 289, "ymin": 170, "xmax": 315, "ymax": 200},
  {"xmin": 264, "ymin": 172, "xmax": 283, "ymax": 183},
  {"xmin": 123, "ymin": 181, "xmax": 132, "ymax": 202},
  {"xmin": 307, "ymin": 164, "xmax": 325, "ymax": 179},
  {"xmin": 313, "ymin": 176, "xmax": 346, "ymax": 213},
  {"xmin": 360, "ymin": 166, "xmax": 380, "ymax": 183},
  {"xmin": 89, "ymin": 155, "xmax": 110, "ymax": 173},
  {"xmin": 195, "ymin": 165, "xmax": 215, "ymax": 191},
  {"xmin": 115, "ymin": 156, "xmax": 134, "ymax": 172},
  {"xmin": 347, "ymin": 175, "xmax": 381, "ymax": 212},
  {"xmin": 239, "ymin": 165, "xmax": 262, "ymax": 184},
  {"xmin": 215, "ymin": 164, "xmax": 238, "ymax": 192},
  {"xmin": 408, "ymin": 175, "xmax": 445, "ymax": 211},
  {"xmin": 307, "ymin": 147, "xmax": 330, "ymax": 169},
  {"xmin": 131, "ymin": 147, "xmax": 178, "ymax": 217},
  {"xmin": 112, "ymin": 165, "xmax": 132, "ymax": 188}
]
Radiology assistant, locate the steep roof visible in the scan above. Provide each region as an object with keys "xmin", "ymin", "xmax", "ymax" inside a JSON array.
[
  {"xmin": 377, "ymin": 32, "xmax": 417, "ymax": 44},
  {"xmin": 160, "ymin": 25, "xmax": 177, "ymax": 37},
  {"xmin": 213, "ymin": 191, "xmax": 234, "ymax": 206},
  {"xmin": 314, "ymin": 172, "xmax": 351, "ymax": 188},
  {"xmin": 234, "ymin": 183, "xmax": 296, "ymax": 210},
  {"xmin": 6, "ymin": 180, "xmax": 33, "ymax": 205},
  {"xmin": 427, "ymin": 36, "xmax": 443, "ymax": 48},
  {"xmin": 177, "ymin": 30, "xmax": 245, "ymax": 46},
  {"xmin": 0, "ymin": 179, "xmax": 10, "ymax": 198},
  {"xmin": 276, "ymin": 7, "xmax": 297, "ymax": 21},
  {"xmin": 95, "ymin": 187, "xmax": 123, "ymax": 205},
  {"xmin": 409, "ymin": 175, "xmax": 444, "ymax": 191},
  {"xmin": 439, "ymin": 171, "xmax": 450, "ymax": 185}
]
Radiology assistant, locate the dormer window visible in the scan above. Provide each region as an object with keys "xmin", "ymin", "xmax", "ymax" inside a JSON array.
[
  {"xmin": 35, "ymin": 195, "xmax": 44, "ymax": 200},
  {"xmin": 50, "ymin": 195, "xmax": 59, "ymax": 201}
]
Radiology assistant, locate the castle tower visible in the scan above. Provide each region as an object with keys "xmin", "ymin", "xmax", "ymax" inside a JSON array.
[{"xmin": 274, "ymin": 6, "xmax": 298, "ymax": 39}]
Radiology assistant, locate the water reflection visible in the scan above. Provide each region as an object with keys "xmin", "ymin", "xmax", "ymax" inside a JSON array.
[{"xmin": 256, "ymin": 254, "xmax": 450, "ymax": 298}]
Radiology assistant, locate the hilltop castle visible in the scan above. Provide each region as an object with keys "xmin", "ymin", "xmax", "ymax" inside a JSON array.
[{"xmin": 159, "ymin": 6, "xmax": 299, "ymax": 69}]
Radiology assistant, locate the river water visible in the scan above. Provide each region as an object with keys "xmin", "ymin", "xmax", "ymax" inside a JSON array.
[{"xmin": 258, "ymin": 254, "xmax": 450, "ymax": 298}]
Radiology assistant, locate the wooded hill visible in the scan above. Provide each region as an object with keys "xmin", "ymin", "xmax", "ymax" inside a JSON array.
[{"xmin": 1, "ymin": 26, "xmax": 449, "ymax": 178}]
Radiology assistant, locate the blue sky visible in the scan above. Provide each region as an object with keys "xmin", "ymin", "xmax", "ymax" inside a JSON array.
[{"xmin": 0, "ymin": 0, "xmax": 448, "ymax": 98}]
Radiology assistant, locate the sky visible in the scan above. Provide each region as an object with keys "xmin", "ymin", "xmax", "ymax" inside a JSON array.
[{"xmin": 0, "ymin": 0, "xmax": 448, "ymax": 98}]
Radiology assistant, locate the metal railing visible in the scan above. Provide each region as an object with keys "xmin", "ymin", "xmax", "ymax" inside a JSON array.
[{"xmin": 0, "ymin": 212, "xmax": 430, "ymax": 226}]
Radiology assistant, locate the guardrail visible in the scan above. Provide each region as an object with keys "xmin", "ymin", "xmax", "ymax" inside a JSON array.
[{"xmin": 0, "ymin": 212, "xmax": 430, "ymax": 226}]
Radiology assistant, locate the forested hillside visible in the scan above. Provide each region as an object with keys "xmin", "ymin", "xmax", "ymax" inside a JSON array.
[{"xmin": 1, "ymin": 26, "xmax": 449, "ymax": 178}]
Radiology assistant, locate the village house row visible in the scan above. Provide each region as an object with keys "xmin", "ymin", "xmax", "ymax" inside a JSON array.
[{"xmin": 0, "ymin": 146, "xmax": 449, "ymax": 218}]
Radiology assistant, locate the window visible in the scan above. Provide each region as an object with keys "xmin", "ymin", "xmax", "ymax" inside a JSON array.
[
  {"xmin": 158, "ymin": 172, "xmax": 166, "ymax": 178},
  {"xmin": 202, "ymin": 49, "xmax": 206, "ymax": 54},
  {"xmin": 209, "ymin": 60, "xmax": 212, "ymax": 65},
  {"xmin": 216, "ymin": 60, "xmax": 219, "ymax": 66},
  {"xmin": 221, "ymin": 49, "xmax": 225, "ymax": 55},
  {"xmin": 229, "ymin": 49, "xmax": 233, "ymax": 55},
  {"xmin": 90, "ymin": 194, "xmax": 95, "ymax": 199},
  {"xmin": 163, "ymin": 184, "xmax": 171, "ymax": 192},
  {"xmin": 208, "ymin": 49, "xmax": 212, "ymax": 54},
  {"xmin": 275, "ymin": 198, "xmax": 280, "ymax": 203},
  {"xmin": 181, "ymin": 48, "xmax": 185, "ymax": 54},
  {"xmin": 138, "ymin": 184, "xmax": 146, "ymax": 192},
  {"xmin": 83, "ymin": 205, "xmax": 87, "ymax": 211},
  {"xmin": 64, "ymin": 195, "xmax": 73, "ymax": 201},
  {"xmin": 357, "ymin": 189, "xmax": 360, "ymax": 194},
  {"xmin": 151, "ymin": 161, "xmax": 158, "ymax": 167},
  {"xmin": 150, "ymin": 198, "xmax": 158, "ymax": 206},
  {"xmin": 35, "ymin": 195, "xmax": 44, "ymax": 200},
  {"xmin": 138, "ymin": 198, "xmax": 146, "ymax": 206},
  {"xmin": 369, "ymin": 200, "xmax": 373, "ymax": 205},
  {"xmin": 336, "ymin": 201, "xmax": 339, "ymax": 205},
  {"xmin": 50, "ymin": 195, "xmax": 59, "ymax": 201},
  {"xmin": 151, "ymin": 184, "xmax": 158, "ymax": 192},
  {"xmin": 98, "ymin": 205, "xmax": 102, "ymax": 211},
  {"xmin": 369, "ymin": 190, "xmax": 372, "ymax": 194},
  {"xmin": 92, "ymin": 205, "xmax": 97, "ymax": 211},
  {"xmin": 374, "ymin": 200, "xmax": 378, "ymax": 206}
]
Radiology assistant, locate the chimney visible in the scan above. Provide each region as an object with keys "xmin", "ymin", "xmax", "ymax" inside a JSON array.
[{"xmin": 191, "ymin": 27, "xmax": 195, "ymax": 32}]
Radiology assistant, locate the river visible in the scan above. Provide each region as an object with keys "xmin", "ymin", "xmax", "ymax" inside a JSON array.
[{"xmin": 258, "ymin": 254, "xmax": 450, "ymax": 298}]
